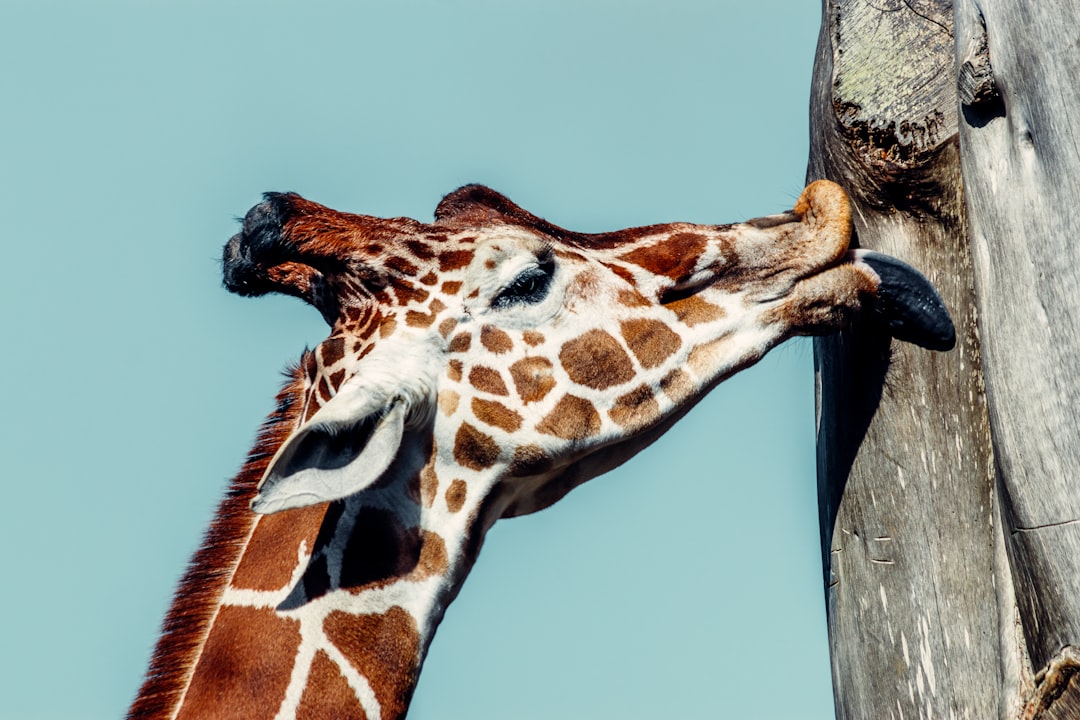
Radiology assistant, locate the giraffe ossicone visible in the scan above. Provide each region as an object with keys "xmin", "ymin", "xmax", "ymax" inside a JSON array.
[{"xmin": 130, "ymin": 179, "xmax": 953, "ymax": 720}]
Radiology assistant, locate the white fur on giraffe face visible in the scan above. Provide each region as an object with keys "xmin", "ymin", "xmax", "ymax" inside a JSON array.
[{"xmin": 253, "ymin": 339, "xmax": 440, "ymax": 514}]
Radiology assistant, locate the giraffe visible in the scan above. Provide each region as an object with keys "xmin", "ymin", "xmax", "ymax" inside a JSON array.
[{"xmin": 129, "ymin": 179, "xmax": 953, "ymax": 720}]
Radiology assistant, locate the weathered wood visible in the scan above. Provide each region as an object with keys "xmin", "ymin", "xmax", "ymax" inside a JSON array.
[
  {"xmin": 955, "ymin": 0, "xmax": 1080, "ymax": 714},
  {"xmin": 808, "ymin": 1, "xmax": 999, "ymax": 718}
]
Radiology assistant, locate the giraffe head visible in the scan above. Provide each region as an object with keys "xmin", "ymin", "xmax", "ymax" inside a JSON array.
[{"xmin": 223, "ymin": 179, "xmax": 952, "ymax": 524}]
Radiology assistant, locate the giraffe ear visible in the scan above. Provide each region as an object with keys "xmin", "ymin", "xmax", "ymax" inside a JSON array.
[{"xmin": 251, "ymin": 390, "xmax": 408, "ymax": 514}]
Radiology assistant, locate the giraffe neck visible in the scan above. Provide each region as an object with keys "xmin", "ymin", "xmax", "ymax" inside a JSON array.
[{"xmin": 129, "ymin": 363, "xmax": 486, "ymax": 720}]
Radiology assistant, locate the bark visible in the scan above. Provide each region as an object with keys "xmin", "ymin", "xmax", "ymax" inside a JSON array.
[
  {"xmin": 812, "ymin": 0, "xmax": 1080, "ymax": 717},
  {"xmin": 955, "ymin": 1, "xmax": 1080, "ymax": 716},
  {"xmin": 808, "ymin": 1, "xmax": 999, "ymax": 718}
]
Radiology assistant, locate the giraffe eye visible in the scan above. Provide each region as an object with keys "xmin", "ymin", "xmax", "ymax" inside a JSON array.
[{"xmin": 492, "ymin": 264, "xmax": 553, "ymax": 309}]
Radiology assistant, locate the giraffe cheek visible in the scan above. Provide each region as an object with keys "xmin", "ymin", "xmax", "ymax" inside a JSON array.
[
  {"xmin": 620, "ymin": 318, "xmax": 682, "ymax": 369},
  {"xmin": 558, "ymin": 330, "xmax": 634, "ymax": 390},
  {"xmin": 536, "ymin": 395, "xmax": 601, "ymax": 440},
  {"xmin": 509, "ymin": 357, "xmax": 556, "ymax": 404}
]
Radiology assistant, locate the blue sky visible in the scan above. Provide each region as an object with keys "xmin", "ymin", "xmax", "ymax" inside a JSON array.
[{"xmin": 1, "ymin": 2, "xmax": 833, "ymax": 717}]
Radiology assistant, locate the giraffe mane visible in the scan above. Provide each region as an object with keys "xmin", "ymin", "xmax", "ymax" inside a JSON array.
[{"xmin": 127, "ymin": 359, "xmax": 309, "ymax": 720}]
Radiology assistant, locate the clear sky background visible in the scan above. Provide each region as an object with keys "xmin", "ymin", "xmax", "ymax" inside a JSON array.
[{"xmin": 1, "ymin": 2, "xmax": 834, "ymax": 718}]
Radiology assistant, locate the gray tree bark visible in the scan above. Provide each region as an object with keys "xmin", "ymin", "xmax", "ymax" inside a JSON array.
[
  {"xmin": 807, "ymin": 0, "xmax": 1080, "ymax": 717},
  {"xmin": 954, "ymin": 2, "xmax": 1080, "ymax": 717}
]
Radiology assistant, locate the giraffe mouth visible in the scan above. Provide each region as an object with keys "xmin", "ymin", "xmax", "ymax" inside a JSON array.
[{"xmin": 848, "ymin": 249, "xmax": 955, "ymax": 351}]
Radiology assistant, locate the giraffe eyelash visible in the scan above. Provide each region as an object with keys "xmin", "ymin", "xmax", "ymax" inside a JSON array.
[{"xmin": 491, "ymin": 256, "xmax": 555, "ymax": 310}]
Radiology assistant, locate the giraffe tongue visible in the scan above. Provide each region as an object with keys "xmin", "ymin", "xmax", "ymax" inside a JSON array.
[{"xmin": 853, "ymin": 250, "xmax": 956, "ymax": 351}]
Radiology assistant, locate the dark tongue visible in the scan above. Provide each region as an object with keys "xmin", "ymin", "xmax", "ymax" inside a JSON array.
[{"xmin": 859, "ymin": 251, "xmax": 956, "ymax": 351}]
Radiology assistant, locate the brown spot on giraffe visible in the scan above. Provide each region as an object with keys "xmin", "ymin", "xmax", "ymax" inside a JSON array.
[
  {"xmin": 380, "ymin": 316, "xmax": 398, "ymax": 339},
  {"xmin": 438, "ymin": 317, "xmax": 458, "ymax": 339},
  {"xmin": 617, "ymin": 287, "xmax": 651, "ymax": 307},
  {"xmin": 303, "ymin": 350, "xmax": 319, "ymax": 383},
  {"xmin": 468, "ymin": 366, "xmax": 509, "ymax": 396},
  {"xmin": 342, "ymin": 304, "xmax": 364, "ymax": 326},
  {"xmin": 437, "ymin": 389, "xmax": 460, "ymax": 417},
  {"xmin": 447, "ymin": 359, "xmax": 463, "ymax": 382},
  {"xmin": 559, "ymin": 329, "xmax": 635, "ymax": 390},
  {"xmin": 419, "ymin": 451, "xmax": 439, "ymax": 509},
  {"xmin": 620, "ymin": 318, "xmax": 682, "ymax": 369},
  {"xmin": 453, "ymin": 422, "xmax": 501, "ymax": 469},
  {"xmin": 325, "ymin": 607, "xmax": 420, "ymax": 720},
  {"xmin": 509, "ymin": 356, "xmax": 556, "ymax": 404},
  {"xmin": 665, "ymin": 294, "xmax": 726, "ymax": 326},
  {"xmin": 320, "ymin": 336, "xmax": 346, "ymax": 368},
  {"xmin": 661, "ymin": 367, "xmax": 695, "ymax": 403},
  {"xmin": 417, "ymin": 271, "xmax": 438, "ymax": 286},
  {"xmin": 440, "ymin": 280, "xmax": 462, "ymax": 295},
  {"xmin": 480, "ymin": 325, "xmax": 514, "ymax": 354},
  {"xmin": 537, "ymin": 394, "xmax": 601, "ymax": 440},
  {"xmin": 406, "ymin": 310, "xmax": 437, "ymax": 328},
  {"xmin": 471, "ymin": 397, "xmax": 523, "ymax": 433},
  {"xmin": 386, "ymin": 255, "xmax": 419, "ymax": 276},
  {"xmin": 328, "ymin": 368, "xmax": 346, "ymax": 390},
  {"xmin": 509, "ymin": 444, "xmax": 552, "ymax": 476},
  {"xmin": 448, "ymin": 332, "xmax": 471, "ymax": 353},
  {"xmin": 230, "ymin": 504, "xmax": 325, "ymax": 591},
  {"xmin": 406, "ymin": 240, "xmax": 436, "ymax": 260},
  {"xmin": 406, "ymin": 298, "xmax": 447, "ymax": 328},
  {"xmin": 393, "ymin": 282, "xmax": 429, "ymax": 305},
  {"xmin": 609, "ymin": 384, "xmax": 661, "ymax": 429},
  {"xmin": 174, "ymin": 606, "xmax": 301, "ymax": 720},
  {"xmin": 444, "ymin": 479, "xmax": 468, "ymax": 513},
  {"xmin": 609, "ymin": 264, "xmax": 638, "ymax": 287},
  {"xmin": 522, "ymin": 330, "xmax": 545, "ymax": 346},
  {"xmin": 317, "ymin": 375, "xmax": 332, "ymax": 403},
  {"xmin": 409, "ymin": 531, "xmax": 449, "ymax": 579},
  {"xmin": 438, "ymin": 249, "xmax": 474, "ymax": 272},
  {"xmin": 296, "ymin": 651, "xmax": 369, "ymax": 720},
  {"xmin": 618, "ymin": 231, "xmax": 708, "ymax": 281}
]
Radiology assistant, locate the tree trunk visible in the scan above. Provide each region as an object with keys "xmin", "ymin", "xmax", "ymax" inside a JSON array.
[
  {"xmin": 808, "ymin": 1, "xmax": 999, "ymax": 718},
  {"xmin": 811, "ymin": 0, "xmax": 1080, "ymax": 717},
  {"xmin": 954, "ymin": 1, "xmax": 1080, "ymax": 716}
]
